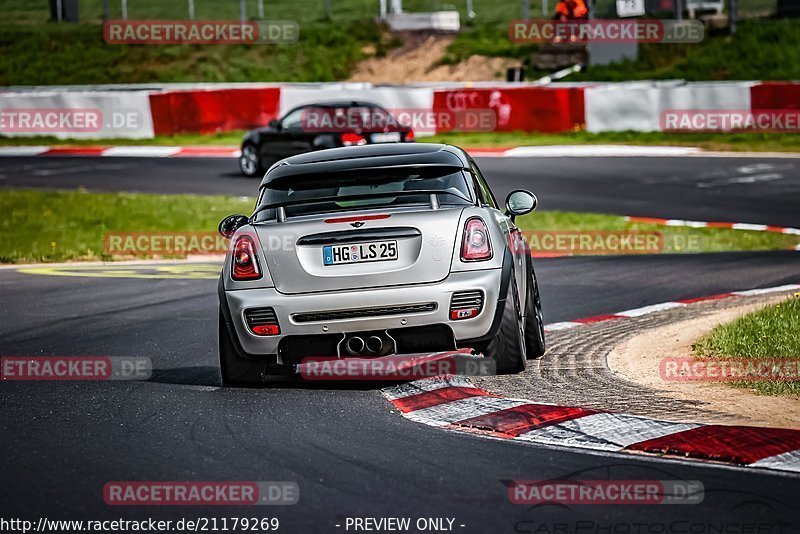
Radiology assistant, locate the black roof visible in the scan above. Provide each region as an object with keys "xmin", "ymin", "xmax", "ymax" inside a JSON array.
[
  {"xmin": 288, "ymin": 100, "xmax": 383, "ymax": 109},
  {"xmin": 260, "ymin": 144, "xmax": 471, "ymax": 188}
]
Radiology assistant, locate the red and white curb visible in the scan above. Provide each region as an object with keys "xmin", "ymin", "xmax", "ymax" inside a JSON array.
[
  {"xmin": 545, "ymin": 283, "xmax": 800, "ymax": 332},
  {"xmin": 383, "ymin": 375, "xmax": 800, "ymax": 473},
  {"xmin": 4, "ymin": 144, "xmax": 800, "ymax": 159},
  {"xmin": 382, "ymin": 284, "xmax": 800, "ymax": 473},
  {"xmin": 0, "ymin": 146, "xmax": 240, "ymax": 158},
  {"xmin": 462, "ymin": 146, "xmax": 800, "ymax": 158},
  {"xmin": 626, "ymin": 216, "xmax": 800, "ymax": 237}
]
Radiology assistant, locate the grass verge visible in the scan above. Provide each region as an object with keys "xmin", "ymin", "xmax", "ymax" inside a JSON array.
[
  {"xmin": 3, "ymin": 131, "xmax": 800, "ymax": 153},
  {"xmin": 693, "ymin": 296, "xmax": 800, "ymax": 396},
  {"xmin": 0, "ymin": 20, "xmax": 394, "ymax": 85},
  {"xmin": 0, "ymin": 189, "xmax": 254, "ymax": 263},
  {"xmin": 445, "ymin": 20, "xmax": 800, "ymax": 82},
  {"xmin": 1, "ymin": 189, "xmax": 797, "ymax": 263}
]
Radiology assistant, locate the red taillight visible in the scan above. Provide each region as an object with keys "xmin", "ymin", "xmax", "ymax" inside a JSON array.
[
  {"xmin": 341, "ymin": 133, "xmax": 367, "ymax": 146},
  {"xmin": 232, "ymin": 235, "xmax": 261, "ymax": 280},
  {"xmin": 461, "ymin": 217, "xmax": 492, "ymax": 261},
  {"xmin": 405, "ymin": 130, "xmax": 415, "ymax": 142}
]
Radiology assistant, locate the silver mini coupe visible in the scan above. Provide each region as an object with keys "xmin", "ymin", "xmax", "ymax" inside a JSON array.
[{"xmin": 217, "ymin": 143, "xmax": 545, "ymax": 384}]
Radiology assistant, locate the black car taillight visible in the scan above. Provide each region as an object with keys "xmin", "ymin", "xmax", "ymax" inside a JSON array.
[
  {"xmin": 245, "ymin": 307, "xmax": 280, "ymax": 336},
  {"xmin": 450, "ymin": 290, "xmax": 483, "ymax": 321},
  {"xmin": 341, "ymin": 133, "xmax": 367, "ymax": 146},
  {"xmin": 461, "ymin": 217, "xmax": 492, "ymax": 261},
  {"xmin": 231, "ymin": 235, "xmax": 261, "ymax": 281}
]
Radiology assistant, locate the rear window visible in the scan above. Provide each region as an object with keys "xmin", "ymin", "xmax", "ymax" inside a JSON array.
[
  {"xmin": 302, "ymin": 106, "xmax": 400, "ymax": 131},
  {"xmin": 253, "ymin": 168, "xmax": 473, "ymax": 221}
]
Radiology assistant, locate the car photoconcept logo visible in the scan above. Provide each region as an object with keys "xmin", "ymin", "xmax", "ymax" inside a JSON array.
[{"xmin": 350, "ymin": 221, "xmax": 365, "ymax": 228}]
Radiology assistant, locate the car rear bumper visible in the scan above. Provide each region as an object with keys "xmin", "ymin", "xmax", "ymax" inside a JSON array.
[{"xmin": 223, "ymin": 267, "xmax": 504, "ymax": 361}]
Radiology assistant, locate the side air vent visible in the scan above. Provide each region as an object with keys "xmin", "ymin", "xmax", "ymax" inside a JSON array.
[
  {"xmin": 244, "ymin": 307, "xmax": 280, "ymax": 336},
  {"xmin": 449, "ymin": 290, "xmax": 483, "ymax": 321},
  {"xmin": 293, "ymin": 303, "xmax": 436, "ymax": 323}
]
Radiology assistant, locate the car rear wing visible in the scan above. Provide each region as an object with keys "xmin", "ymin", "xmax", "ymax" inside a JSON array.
[{"xmin": 250, "ymin": 189, "xmax": 473, "ymax": 223}]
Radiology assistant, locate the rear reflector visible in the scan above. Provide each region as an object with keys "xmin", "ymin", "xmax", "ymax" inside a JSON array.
[
  {"xmin": 245, "ymin": 307, "xmax": 280, "ymax": 336},
  {"xmin": 450, "ymin": 290, "xmax": 483, "ymax": 320},
  {"xmin": 252, "ymin": 324, "xmax": 280, "ymax": 336}
]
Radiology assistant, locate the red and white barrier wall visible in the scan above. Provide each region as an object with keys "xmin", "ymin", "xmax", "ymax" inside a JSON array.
[
  {"xmin": 584, "ymin": 81, "xmax": 755, "ymax": 132},
  {"xmin": 0, "ymin": 90, "xmax": 156, "ymax": 139},
  {"xmin": 149, "ymin": 87, "xmax": 280, "ymax": 135},
  {"xmin": 0, "ymin": 81, "xmax": 797, "ymax": 139}
]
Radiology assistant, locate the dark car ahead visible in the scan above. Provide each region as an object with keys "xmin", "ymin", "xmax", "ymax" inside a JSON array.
[{"xmin": 238, "ymin": 101, "xmax": 415, "ymax": 177}]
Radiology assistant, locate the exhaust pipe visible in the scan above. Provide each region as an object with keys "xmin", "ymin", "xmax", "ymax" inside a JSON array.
[
  {"xmin": 365, "ymin": 335, "xmax": 384, "ymax": 355},
  {"xmin": 346, "ymin": 336, "xmax": 365, "ymax": 356}
]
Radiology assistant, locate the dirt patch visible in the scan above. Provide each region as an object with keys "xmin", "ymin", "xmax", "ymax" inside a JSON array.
[
  {"xmin": 607, "ymin": 297, "xmax": 800, "ymax": 429},
  {"xmin": 348, "ymin": 33, "xmax": 519, "ymax": 83}
]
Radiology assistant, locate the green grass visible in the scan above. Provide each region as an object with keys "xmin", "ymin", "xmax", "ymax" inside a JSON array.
[
  {"xmin": 0, "ymin": 20, "xmax": 391, "ymax": 85},
  {"xmin": 441, "ymin": 23, "xmax": 539, "ymax": 65},
  {"xmin": 694, "ymin": 296, "xmax": 800, "ymax": 396},
  {"xmin": 515, "ymin": 211, "xmax": 799, "ymax": 254},
  {"xmin": 446, "ymin": 19, "xmax": 800, "ymax": 82},
  {"xmin": 0, "ymin": 189, "xmax": 254, "ymax": 263},
  {"xmin": 1, "ymin": 189, "xmax": 796, "ymax": 264},
  {"xmin": 3, "ymin": 130, "xmax": 800, "ymax": 153},
  {"xmin": 0, "ymin": 132, "xmax": 247, "ymax": 147},
  {"xmin": 1, "ymin": 4, "xmax": 796, "ymax": 85},
  {"xmin": 570, "ymin": 20, "xmax": 800, "ymax": 82}
]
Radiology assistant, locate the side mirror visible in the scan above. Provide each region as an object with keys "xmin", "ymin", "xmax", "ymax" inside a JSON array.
[
  {"xmin": 269, "ymin": 119, "xmax": 281, "ymax": 130},
  {"xmin": 505, "ymin": 190, "xmax": 537, "ymax": 221},
  {"xmin": 218, "ymin": 214, "xmax": 249, "ymax": 239}
]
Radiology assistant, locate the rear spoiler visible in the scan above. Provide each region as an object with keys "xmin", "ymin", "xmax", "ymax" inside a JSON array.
[{"xmin": 250, "ymin": 189, "xmax": 472, "ymax": 223}]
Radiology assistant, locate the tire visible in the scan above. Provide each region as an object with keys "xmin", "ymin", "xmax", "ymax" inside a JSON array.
[
  {"xmin": 524, "ymin": 265, "xmax": 547, "ymax": 359},
  {"xmin": 218, "ymin": 309, "xmax": 264, "ymax": 385},
  {"xmin": 480, "ymin": 276, "xmax": 526, "ymax": 374},
  {"xmin": 239, "ymin": 143, "xmax": 263, "ymax": 177}
]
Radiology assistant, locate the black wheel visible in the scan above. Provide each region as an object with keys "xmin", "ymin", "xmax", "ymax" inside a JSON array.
[
  {"xmin": 480, "ymin": 276, "xmax": 526, "ymax": 374},
  {"xmin": 239, "ymin": 143, "xmax": 263, "ymax": 177},
  {"xmin": 525, "ymin": 265, "xmax": 547, "ymax": 359},
  {"xmin": 218, "ymin": 309, "xmax": 264, "ymax": 385}
]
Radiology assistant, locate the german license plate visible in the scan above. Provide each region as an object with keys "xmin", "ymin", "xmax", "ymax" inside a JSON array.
[
  {"xmin": 323, "ymin": 241, "xmax": 398, "ymax": 265},
  {"xmin": 371, "ymin": 132, "xmax": 401, "ymax": 143}
]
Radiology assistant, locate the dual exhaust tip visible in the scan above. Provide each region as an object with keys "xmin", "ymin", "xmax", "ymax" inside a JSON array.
[{"xmin": 345, "ymin": 335, "xmax": 385, "ymax": 356}]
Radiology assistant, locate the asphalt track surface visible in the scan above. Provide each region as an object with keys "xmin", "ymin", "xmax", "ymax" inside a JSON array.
[
  {"xmin": 1, "ymin": 153, "xmax": 799, "ymax": 226},
  {"xmin": 1, "ymin": 154, "xmax": 799, "ymax": 531}
]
